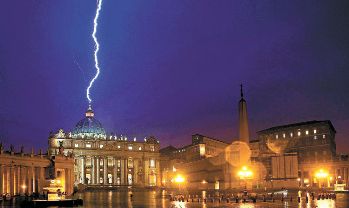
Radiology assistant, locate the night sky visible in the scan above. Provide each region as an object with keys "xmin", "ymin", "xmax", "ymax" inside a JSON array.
[{"xmin": 1, "ymin": 0, "xmax": 349, "ymax": 152}]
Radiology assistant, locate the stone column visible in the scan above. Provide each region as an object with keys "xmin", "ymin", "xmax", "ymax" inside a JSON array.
[
  {"xmin": 27, "ymin": 166, "xmax": 33, "ymax": 194},
  {"xmin": 91, "ymin": 157, "xmax": 95, "ymax": 184},
  {"xmin": 9, "ymin": 166, "xmax": 14, "ymax": 196},
  {"xmin": 32, "ymin": 166, "xmax": 36, "ymax": 193},
  {"xmin": 144, "ymin": 158, "xmax": 149, "ymax": 186},
  {"xmin": 18, "ymin": 166, "xmax": 22, "ymax": 195},
  {"xmin": 81, "ymin": 156, "xmax": 85, "ymax": 184},
  {"xmin": 3, "ymin": 166, "xmax": 8, "ymax": 194},
  {"xmin": 120, "ymin": 158, "xmax": 125, "ymax": 185},
  {"xmin": 14, "ymin": 166, "xmax": 19, "ymax": 195},
  {"xmin": 38, "ymin": 167, "xmax": 45, "ymax": 194},
  {"xmin": 20, "ymin": 166, "xmax": 26, "ymax": 194},
  {"xmin": 0, "ymin": 165, "xmax": 3, "ymax": 195},
  {"xmin": 134, "ymin": 158, "xmax": 138, "ymax": 185},
  {"xmin": 113, "ymin": 158, "xmax": 117, "ymax": 185},
  {"xmin": 96, "ymin": 157, "xmax": 100, "ymax": 184},
  {"xmin": 103, "ymin": 157, "xmax": 108, "ymax": 185}
]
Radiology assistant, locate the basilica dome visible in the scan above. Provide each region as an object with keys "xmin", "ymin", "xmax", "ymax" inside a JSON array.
[{"xmin": 71, "ymin": 105, "xmax": 106, "ymax": 139}]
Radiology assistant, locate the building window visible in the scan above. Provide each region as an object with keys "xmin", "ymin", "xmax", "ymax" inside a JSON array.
[
  {"xmin": 117, "ymin": 160, "xmax": 121, "ymax": 168},
  {"xmin": 298, "ymin": 131, "xmax": 301, "ymax": 136},
  {"xmin": 314, "ymin": 136, "xmax": 318, "ymax": 140},
  {"xmin": 100, "ymin": 144, "xmax": 103, "ymax": 149},
  {"xmin": 150, "ymin": 145, "xmax": 155, "ymax": 152},
  {"xmin": 323, "ymin": 134, "xmax": 326, "ymax": 139},
  {"xmin": 283, "ymin": 133, "xmax": 286, "ymax": 138},
  {"xmin": 314, "ymin": 129, "xmax": 317, "ymax": 134},
  {"xmin": 305, "ymin": 130, "xmax": 309, "ymax": 135},
  {"xmin": 117, "ymin": 145, "xmax": 121, "ymax": 149},
  {"xmin": 150, "ymin": 159, "xmax": 155, "ymax": 168},
  {"xmin": 86, "ymin": 144, "xmax": 91, "ymax": 148},
  {"xmin": 128, "ymin": 145, "xmax": 133, "ymax": 150},
  {"xmin": 290, "ymin": 132, "xmax": 293, "ymax": 137},
  {"xmin": 138, "ymin": 147, "xmax": 142, "ymax": 151},
  {"xmin": 275, "ymin": 134, "xmax": 278, "ymax": 139},
  {"xmin": 74, "ymin": 144, "xmax": 79, "ymax": 148}
]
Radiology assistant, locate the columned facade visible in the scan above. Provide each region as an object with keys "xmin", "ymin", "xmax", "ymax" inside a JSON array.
[
  {"xmin": 48, "ymin": 106, "xmax": 161, "ymax": 188},
  {"xmin": 67, "ymin": 152, "xmax": 160, "ymax": 187},
  {"xmin": 0, "ymin": 149, "xmax": 74, "ymax": 196}
]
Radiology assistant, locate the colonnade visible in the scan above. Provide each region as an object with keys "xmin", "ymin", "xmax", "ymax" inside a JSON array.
[{"xmin": 0, "ymin": 164, "xmax": 45, "ymax": 196}]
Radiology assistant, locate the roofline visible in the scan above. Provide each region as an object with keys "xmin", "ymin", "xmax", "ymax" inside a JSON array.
[
  {"xmin": 192, "ymin": 133, "xmax": 230, "ymax": 144},
  {"xmin": 257, "ymin": 120, "xmax": 336, "ymax": 134}
]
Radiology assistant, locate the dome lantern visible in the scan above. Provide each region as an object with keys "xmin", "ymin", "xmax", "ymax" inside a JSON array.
[{"xmin": 85, "ymin": 105, "xmax": 94, "ymax": 118}]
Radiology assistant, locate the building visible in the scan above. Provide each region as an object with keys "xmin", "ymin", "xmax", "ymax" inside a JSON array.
[
  {"xmin": 256, "ymin": 120, "xmax": 336, "ymax": 161},
  {"xmin": 0, "ymin": 144, "xmax": 74, "ymax": 196},
  {"xmin": 160, "ymin": 86, "xmax": 349, "ymax": 191},
  {"xmin": 253, "ymin": 120, "xmax": 348, "ymax": 189},
  {"xmin": 48, "ymin": 106, "xmax": 161, "ymax": 187}
]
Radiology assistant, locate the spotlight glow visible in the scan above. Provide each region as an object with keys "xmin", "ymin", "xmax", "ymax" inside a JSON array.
[{"xmin": 86, "ymin": 0, "xmax": 103, "ymax": 104}]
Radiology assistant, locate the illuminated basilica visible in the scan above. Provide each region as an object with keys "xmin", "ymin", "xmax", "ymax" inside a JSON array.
[{"xmin": 48, "ymin": 106, "xmax": 161, "ymax": 187}]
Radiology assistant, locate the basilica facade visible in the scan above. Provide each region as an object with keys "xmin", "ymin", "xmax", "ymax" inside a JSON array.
[{"xmin": 48, "ymin": 106, "xmax": 161, "ymax": 187}]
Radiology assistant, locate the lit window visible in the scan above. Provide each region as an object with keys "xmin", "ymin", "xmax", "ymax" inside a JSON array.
[
  {"xmin": 275, "ymin": 134, "xmax": 278, "ymax": 139},
  {"xmin": 138, "ymin": 147, "xmax": 142, "ymax": 151},
  {"xmin": 150, "ymin": 145, "xmax": 155, "ymax": 152},
  {"xmin": 290, "ymin": 133, "xmax": 293, "ymax": 137},
  {"xmin": 100, "ymin": 144, "xmax": 103, "ymax": 149},
  {"xmin": 86, "ymin": 144, "xmax": 91, "ymax": 148},
  {"xmin": 117, "ymin": 160, "xmax": 121, "ymax": 168},
  {"xmin": 150, "ymin": 159, "xmax": 155, "ymax": 168},
  {"xmin": 128, "ymin": 146, "xmax": 133, "ymax": 150},
  {"xmin": 133, "ymin": 137, "xmax": 136, "ymax": 142},
  {"xmin": 298, "ymin": 132, "xmax": 301, "ymax": 136},
  {"xmin": 117, "ymin": 145, "xmax": 121, "ymax": 149},
  {"xmin": 74, "ymin": 144, "xmax": 79, "ymax": 148},
  {"xmin": 314, "ymin": 129, "xmax": 317, "ymax": 134},
  {"xmin": 314, "ymin": 136, "xmax": 317, "ymax": 140},
  {"xmin": 283, "ymin": 133, "xmax": 286, "ymax": 138},
  {"xmin": 323, "ymin": 134, "xmax": 326, "ymax": 139},
  {"xmin": 306, "ymin": 130, "xmax": 309, "ymax": 135}
]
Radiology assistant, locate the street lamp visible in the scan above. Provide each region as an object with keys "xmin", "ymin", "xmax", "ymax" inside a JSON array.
[
  {"xmin": 174, "ymin": 174, "xmax": 185, "ymax": 191},
  {"xmin": 315, "ymin": 169, "xmax": 329, "ymax": 188},
  {"xmin": 238, "ymin": 166, "xmax": 253, "ymax": 190}
]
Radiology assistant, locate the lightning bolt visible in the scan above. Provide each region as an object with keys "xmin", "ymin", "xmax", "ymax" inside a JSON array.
[{"xmin": 86, "ymin": 0, "xmax": 103, "ymax": 104}]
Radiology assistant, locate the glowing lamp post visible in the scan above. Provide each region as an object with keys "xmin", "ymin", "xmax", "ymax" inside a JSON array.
[
  {"xmin": 174, "ymin": 174, "xmax": 185, "ymax": 191},
  {"xmin": 22, "ymin": 185, "xmax": 27, "ymax": 194},
  {"xmin": 315, "ymin": 169, "xmax": 329, "ymax": 188},
  {"xmin": 238, "ymin": 166, "xmax": 253, "ymax": 190}
]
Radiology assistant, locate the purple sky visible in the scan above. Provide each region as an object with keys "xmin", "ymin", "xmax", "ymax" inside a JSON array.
[{"xmin": 0, "ymin": 0, "xmax": 349, "ymax": 153}]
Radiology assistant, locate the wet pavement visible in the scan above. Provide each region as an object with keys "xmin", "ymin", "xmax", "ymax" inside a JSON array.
[{"xmin": 1, "ymin": 190, "xmax": 349, "ymax": 207}]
